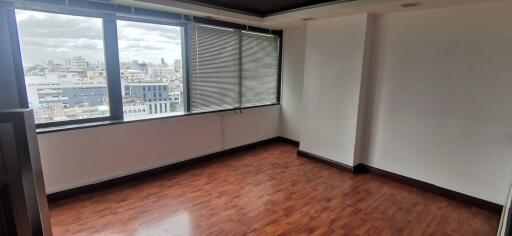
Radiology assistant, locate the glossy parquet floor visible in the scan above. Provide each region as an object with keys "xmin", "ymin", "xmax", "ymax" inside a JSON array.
[{"xmin": 49, "ymin": 143, "xmax": 500, "ymax": 235}]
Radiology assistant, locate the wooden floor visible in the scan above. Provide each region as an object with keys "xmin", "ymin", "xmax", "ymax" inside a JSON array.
[{"xmin": 50, "ymin": 143, "xmax": 500, "ymax": 235}]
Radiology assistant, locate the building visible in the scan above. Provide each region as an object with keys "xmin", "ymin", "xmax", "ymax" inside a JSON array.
[
  {"xmin": 135, "ymin": 63, "xmax": 148, "ymax": 73},
  {"xmin": 122, "ymin": 97, "xmax": 148, "ymax": 118},
  {"xmin": 26, "ymin": 81, "xmax": 108, "ymax": 108},
  {"xmin": 148, "ymin": 66, "xmax": 174, "ymax": 79},
  {"xmin": 122, "ymin": 82, "xmax": 182, "ymax": 115},
  {"xmin": 68, "ymin": 56, "xmax": 88, "ymax": 72},
  {"xmin": 24, "ymin": 73, "xmax": 108, "ymax": 122},
  {"xmin": 122, "ymin": 82, "xmax": 169, "ymax": 102},
  {"xmin": 120, "ymin": 69, "xmax": 145, "ymax": 81},
  {"xmin": 86, "ymin": 70, "xmax": 107, "ymax": 81},
  {"xmin": 169, "ymin": 91, "xmax": 181, "ymax": 103},
  {"xmin": 173, "ymin": 59, "xmax": 182, "ymax": 72}
]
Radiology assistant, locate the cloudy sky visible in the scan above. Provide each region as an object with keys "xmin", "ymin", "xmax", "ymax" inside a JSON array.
[{"xmin": 15, "ymin": 10, "xmax": 182, "ymax": 67}]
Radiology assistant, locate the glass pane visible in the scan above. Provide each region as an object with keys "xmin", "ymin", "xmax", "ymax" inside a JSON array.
[
  {"xmin": 16, "ymin": 10, "xmax": 109, "ymax": 124},
  {"xmin": 117, "ymin": 20, "xmax": 184, "ymax": 120}
]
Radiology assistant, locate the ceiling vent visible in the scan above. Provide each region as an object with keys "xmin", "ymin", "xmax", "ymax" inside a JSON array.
[{"xmin": 401, "ymin": 2, "xmax": 422, "ymax": 8}]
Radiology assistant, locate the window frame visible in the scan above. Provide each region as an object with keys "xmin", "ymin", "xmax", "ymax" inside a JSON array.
[
  {"xmin": 7, "ymin": 3, "xmax": 283, "ymax": 131},
  {"xmin": 115, "ymin": 16, "xmax": 188, "ymax": 119},
  {"xmin": 14, "ymin": 7, "xmax": 120, "ymax": 129},
  {"xmin": 185, "ymin": 23, "xmax": 282, "ymax": 113}
]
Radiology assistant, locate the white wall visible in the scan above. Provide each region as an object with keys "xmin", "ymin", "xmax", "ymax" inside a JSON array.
[
  {"xmin": 279, "ymin": 24, "xmax": 307, "ymax": 141},
  {"xmin": 38, "ymin": 106, "xmax": 279, "ymax": 193},
  {"xmin": 362, "ymin": 1, "xmax": 512, "ymax": 204},
  {"xmin": 299, "ymin": 14, "xmax": 369, "ymax": 166}
]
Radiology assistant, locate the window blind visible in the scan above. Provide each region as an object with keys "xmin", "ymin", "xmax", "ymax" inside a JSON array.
[
  {"xmin": 187, "ymin": 24, "xmax": 240, "ymax": 112},
  {"xmin": 241, "ymin": 32, "xmax": 279, "ymax": 106}
]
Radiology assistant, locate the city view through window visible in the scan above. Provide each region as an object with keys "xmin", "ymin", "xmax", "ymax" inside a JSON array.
[
  {"xmin": 117, "ymin": 20, "xmax": 184, "ymax": 120},
  {"xmin": 16, "ymin": 10, "xmax": 184, "ymax": 124},
  {"xmin": 16, "ymin": 10, "xmax": 109, "ymax": 124}
]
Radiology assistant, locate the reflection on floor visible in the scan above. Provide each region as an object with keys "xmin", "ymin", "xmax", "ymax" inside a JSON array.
[{"xmin": 50, "ymin": 143, "xmax": 500, "ymax": 235}]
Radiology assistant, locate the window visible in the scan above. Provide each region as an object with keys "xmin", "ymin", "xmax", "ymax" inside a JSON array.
[
  {"xmin": 188, "ymin": 24, "xmax": 240, "ymax": 112},
  {"xmin": 241, "ymin": 32, "xmax": 279, "ymax": 106},
  {"xmin": 117, "ymin": 20, "xmax": 184, "ymax": 120},
  {"xmin": 16, "ymin": 10, "xmax": 109, "ymax": 124},
  {"xmin": 10, "ymin": 4, "xmax": 281, "ymax": 129},
  {"xmin": 187, "ymin": 24, "xmax": 280, "ymax": 112}
]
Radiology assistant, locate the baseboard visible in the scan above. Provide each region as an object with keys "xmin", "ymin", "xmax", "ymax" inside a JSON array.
[
  {"xmin": 276, "ymin": 136, "xmax": 300, "ymax": 146},
  {"xmin": 47, "ymin": 137, "xmax": 283, "ymax": 203},
  {"xmin": 355, "ymin": 164, "xmax": 503, "ymax": 214},
  {"xmin": 296, "ymin": 150, "xmax": 355, "ymax": 173},
  {"xmin": 294, "ymin": 150, "xmax": 502, "ymax": 214}
]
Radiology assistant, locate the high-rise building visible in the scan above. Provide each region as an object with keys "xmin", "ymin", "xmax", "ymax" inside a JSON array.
[{"xmin": 174, "ymin": 59, "xmax": 182, "ymax": 72}]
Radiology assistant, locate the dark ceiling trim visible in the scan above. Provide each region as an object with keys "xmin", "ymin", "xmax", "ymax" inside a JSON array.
[
  {"xmin": 264, "ymin": 0, "xmax": 357, "ymax": 17},
  {"xmin": 188, "ymin": 15, "xmax": 243, "ymax": 29},
  {"xmin": 171, "ymin": 0, "xmax": 357, "ymax": 17},
  {"xmin": 7, "ymin": 0, "xmax": 281, "ymax": 34},
  {"xmin": 158, "ymin": 0, "xmax": 264, "ymax": 17},
  {"xmin": 13, "ymin": 0, "xmax": 359, "ymax": 19}
]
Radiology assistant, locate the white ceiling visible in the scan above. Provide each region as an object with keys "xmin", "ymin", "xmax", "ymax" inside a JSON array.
[
  {"xmin": 120, "ymin": 0, "xmax": 504, "ymax": 28},
  {"xmin": 264, "ymin": 0, "xmax": 503, "ymax": 27}
]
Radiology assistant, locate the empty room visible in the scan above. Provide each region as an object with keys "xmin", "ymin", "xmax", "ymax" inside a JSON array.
[{"xmin": 0, "ymin": 0, "xmax": 511, "ymax": 235}]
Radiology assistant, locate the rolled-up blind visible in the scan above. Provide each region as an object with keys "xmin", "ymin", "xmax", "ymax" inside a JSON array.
[
  {"xmin": 187, "ymin": 24, "xmax": 240, "ymax": 112},
  {"xmin": 241, "ymin": 32, "xmax": 279, "ymax": 107}
]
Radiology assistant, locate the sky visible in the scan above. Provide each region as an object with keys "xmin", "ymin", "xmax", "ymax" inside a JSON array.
[{"xmin": 15, "ymin": 10, "xmax": 182, "ymax": 67}]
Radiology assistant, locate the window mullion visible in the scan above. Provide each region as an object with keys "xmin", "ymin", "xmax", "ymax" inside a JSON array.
[
  {"xmin": 277, "ymin": 34, "xmax": 283, "ymax": 104},
  {"xmin": 1, "ymin": 2, "xmax": 28, "ymax": 109},
  {"xmin": 102, "ymin": 14, "xmax": 124, "ymax": 121},
  {"xmin": 182, "ymin": 24, "xmax": 191, "ymax": 113}
]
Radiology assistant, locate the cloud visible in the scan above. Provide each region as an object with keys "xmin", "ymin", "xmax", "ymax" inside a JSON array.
[
  {"xmin": 16, "ymin": 9, "xmax": 183, "ymax": 66},
  {"xmin": 117, "ymin": 20, "xmax": 181, "ymax": 42},
  {"xmin": 16, "ymin": 10, "xmax": 103, "ymax": 40},
  {"xmin": 117, "ymin": 20, "xmax": 182, "ymax": 64}
]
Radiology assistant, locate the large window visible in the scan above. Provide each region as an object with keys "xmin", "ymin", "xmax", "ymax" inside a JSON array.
[
  {"xmin": 16, "ymin": 10, "xmax": 109, "ymax": 124},
  {"xmin": 117, "ymin": 20, "xmax": 184, "ymax": 120},
  {"xmin": 10, "ymin": 5, "xmax": 281, "ymax": 129}
]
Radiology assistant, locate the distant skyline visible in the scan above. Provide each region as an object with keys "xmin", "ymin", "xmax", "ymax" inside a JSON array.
[{"xmin": 16, "ymin": 10, "xmax": 182, "ymax": 67}]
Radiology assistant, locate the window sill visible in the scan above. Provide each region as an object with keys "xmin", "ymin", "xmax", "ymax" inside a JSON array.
[{"xmin": 36, "ymin": 103, "xmax": 280, "ymax": 134}]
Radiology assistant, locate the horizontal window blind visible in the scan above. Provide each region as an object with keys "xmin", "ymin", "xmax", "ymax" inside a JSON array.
[
  {"xmin": 187, "ymin": 24, "xmax": 240, "ymax": 112},
  {"xmin": 241, "ymin": 32, "xmax": 279, "ymax": 106}
]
